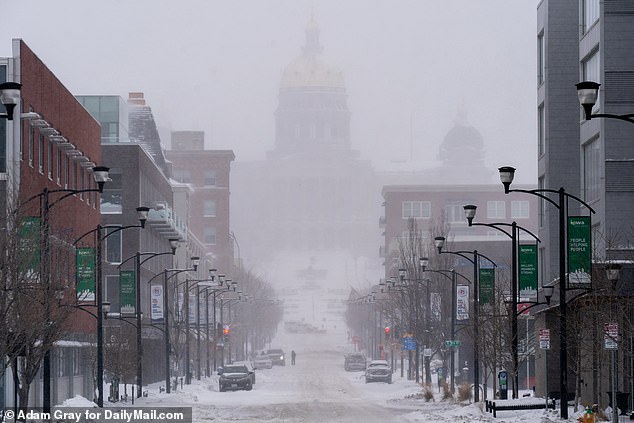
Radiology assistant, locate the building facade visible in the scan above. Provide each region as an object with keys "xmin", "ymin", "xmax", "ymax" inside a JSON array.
[
  {"xmin": 536, "ymin": 0, "xmax": 634, "ymax": 406},
  {"xmin": 166, "ymin": 131, "xmax": 235, "ymax": 275}
]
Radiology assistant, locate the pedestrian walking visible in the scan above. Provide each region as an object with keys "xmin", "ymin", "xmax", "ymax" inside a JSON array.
[{"xmin": 291, "ymin": 350, "xmax": 296, "ymax": 365}]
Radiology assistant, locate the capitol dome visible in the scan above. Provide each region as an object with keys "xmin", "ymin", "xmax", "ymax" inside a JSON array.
[{"xmin": 280, "ymin": 17, "xmax": 345, "ymax": 90}]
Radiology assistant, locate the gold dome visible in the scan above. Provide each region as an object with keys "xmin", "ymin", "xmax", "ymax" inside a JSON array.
[{"xmin": 280, "ymin": 16, "xmax": 345, "ymax": 90}]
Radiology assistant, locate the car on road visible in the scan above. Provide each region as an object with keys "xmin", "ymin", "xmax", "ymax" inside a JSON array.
[
  {"xmin": 344, "ymin": 353, "xmax": 367, "ymax": 371},
  {"xmin": 365, "ymin": 360, "xmax": 392, "ymax": 384},
  {"xmin": 218, "ymin": 364, "xmax": 253, "ymax": 392},
  {"xmin": 232, "ymin": 360, "xmax": 256, "ymax": 384},
  {"xmin": 254, "ymin": 355, "xmax": 273, "ymax": 369},
  {"xmin": 266, "ymin": 348, "xmax": 286, "ymax": 366}
]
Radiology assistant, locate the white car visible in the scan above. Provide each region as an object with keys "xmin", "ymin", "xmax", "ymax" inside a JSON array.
[
  {"xmin": 253, "ymin": 356, "xmax": 273, "ymax": 369},
  {"xmin": 365, "ymin": 360, "xmax": 392, "ymax": 384}
]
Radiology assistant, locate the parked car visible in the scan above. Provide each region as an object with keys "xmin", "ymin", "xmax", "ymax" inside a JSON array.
[
  {"xmin": 232, "ymin": 360, "xmax": 256, "ymax": 384},
  {"xmin": 254, "ymin": 355, "xmax": 273, "ymax": 369},
  {"xmin": 365, "ymin": 360, "xmax": 392, "ymax": 384},
  {"xmin": 218, "ymin": 364, "xmax": 253, "ymax": 391},
  {"xmin": 266, "ymin": 348, "xmax": 286, "ymax": 366},
  {"xmin": 344, "ymin": 353, "xmax": 367, "ymax": 371}
]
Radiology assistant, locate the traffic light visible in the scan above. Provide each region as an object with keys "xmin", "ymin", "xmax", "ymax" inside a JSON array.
[
  {"xmin": 223, "ymin": 325, "xmax": 230, "ymax": 341},
  {"xmin": 384, "ymin": 326, "xmax": 390, "ymax": 335}
]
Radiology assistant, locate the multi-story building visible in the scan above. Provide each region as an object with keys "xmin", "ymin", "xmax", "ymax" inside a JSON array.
[
  {"xmin": 1, "ymin": 39, "xmax": 102, "ymax": 408},
  {"xmin": 381, "ymin": 184, "xmax": 538, "ymax": 387},
  {"xmin": 165, "ymin": 131, "xmax": 235, "ymax": 274},
  {"xmin": 536, "ymin": 0, "xmax": 634, "ymax": 406}
]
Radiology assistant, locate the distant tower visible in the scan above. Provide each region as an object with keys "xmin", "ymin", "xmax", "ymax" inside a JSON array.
[{"xmin": 270, "ymin": 16, "xmax": 354, "ymax": 159}]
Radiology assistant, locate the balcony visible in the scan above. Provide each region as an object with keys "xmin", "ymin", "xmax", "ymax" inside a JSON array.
[{"xmin": 147, "ymin": 203, "xmax": 187, "ymax": 241}]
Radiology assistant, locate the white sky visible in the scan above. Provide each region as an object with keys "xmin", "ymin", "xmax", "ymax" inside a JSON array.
[{"xmin": 1, "ymin": 0, "xmax": 539, "ymax": 183}]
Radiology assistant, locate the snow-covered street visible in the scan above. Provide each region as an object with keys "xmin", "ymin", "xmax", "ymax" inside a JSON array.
[{"xmin": 84, "ymin": 329, "xmax": 590, "ymax": 423}]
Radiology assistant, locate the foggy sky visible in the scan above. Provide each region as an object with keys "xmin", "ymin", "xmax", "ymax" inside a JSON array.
[{"xmin": 1, "ymin": 0, "xmax": 539, "ymax": 182}]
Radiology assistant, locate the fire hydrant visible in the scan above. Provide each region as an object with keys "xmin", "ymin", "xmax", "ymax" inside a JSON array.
[{"xmin": 578, "ymin": 406, "xmax": 594, "ymax": 423}]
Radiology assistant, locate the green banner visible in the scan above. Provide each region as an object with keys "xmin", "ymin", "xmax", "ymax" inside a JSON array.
[
  {"xmin": 76, "ymin": 248, "xmax": 95, "ymax": 301},
  {"xmin": 119, "ymin": 270, "xmax": 136, "ymax": 315},
  {"xmin": 568, "ymin": 216, "xmax": 592, "ymax": 285},
  {"xmin": 479, "ymin": 267, "xmax": 495, "ymax": 306},
  {"xmin": 20, "ymin": 216, "xmax": 40, "ymax": 275},
  {"xmin": 519, "ymin": 244, "xmax": 538, "ymax": 299}
]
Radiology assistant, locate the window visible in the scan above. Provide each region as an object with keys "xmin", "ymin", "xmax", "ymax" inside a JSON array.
[
  {"xmin": 445, "ymin": 202, "xmax": 467, "ymax": 223},
  {"xmin": 173, "ymin": 170, "xmax": 192, "ymax": 183},
  {"xmin": 538, "ymin": 103, "xmax": 545, "ymax": 156},
  {"xmin": 538, "ymin": 176, "xmax": 545, "ymax": 227},
  {"xmin": 105, "ymin": 226, "xmax": 122, "ymax": 263},
  {"xmin": 105, "ymin": 275, "xmax": 119, "ymax": 307},
  {"xmin": 47, "ymin": 139, "xmax": 53, "ymax": 179},
  {"xmin": 583, "ymin": 138, "xmax": 600, "ymax": 203},
  {"xmin": 65, "ymin": 155, "xmax": 70, "ymax": 188},
  {"xmin": 101, "ymin": 171, "xmax": 122, "ymax": 214},
  {"xmin": 582, "ymin": 0, "xmax": 599, "ymax": 34},
  {"xmin": 38, "ymin": 133, "xmax": 44, "ymax": 174},
  {"xmin": 582, "ymin": 50, "xmax": 600, "ymax": 113},
  {"xmin": 203, "ymin": 200, "xmax": 217, "ymax": 217},
  {"xmin": 56, "ymin": 146, "xmax": 62, "ymax": 185},
  {"xmin": 204, "ymin": 170, "xmax": 216, "ymax": 186},
  {"xmin": 28, "ymin": 124, "xmax": 34, "ymax": 167},
  {"xmin": 402, "ymin": 201, "xmax": 431, "ymax": 219},
  {"xmin": 79, "ymin": 165, "xmax": 84, "ymax": 200},
  {"xmin": 204, "ymin": 227, "xmax": 217, "ymax": 245},
  {"xmin": 537, "ymin": 32, "xmax": 545, "ymax": 85},
  {"xmin": 487, "ymin": 201, "xmax": 506, "ymax": 219},
  {"xmin": 511, "ymin": 201, "xmax": 530, "ymax": 219}
]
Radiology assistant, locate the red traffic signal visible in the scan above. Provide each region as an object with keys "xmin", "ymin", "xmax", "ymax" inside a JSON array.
[
  {"xmin": 223, "ymin": 326, "xmax": 230, "ymax": 335},
  {"xmin": 384, "ymin": 326, "xmax": 390, "ymax": 334}
]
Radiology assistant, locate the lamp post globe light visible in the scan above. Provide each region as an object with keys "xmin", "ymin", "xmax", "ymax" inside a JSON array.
[
  {"xmin": 576, "ymin": 81, "xmax": 634, "ymax": 124},
  {"xmin": 0, "ymin": 81, "xmax": 21, "ymax": 120},
  {"xmin": 497, "ymin": 166, "xmax": 595, "ymax": 419}
]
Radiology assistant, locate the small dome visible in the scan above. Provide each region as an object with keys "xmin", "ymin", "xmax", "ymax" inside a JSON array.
[{"xmin": 438, "ymin": 124, "xmax": 485, "ymax": 165}]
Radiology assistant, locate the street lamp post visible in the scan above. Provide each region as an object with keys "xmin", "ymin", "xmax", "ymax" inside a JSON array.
[
  {"xmin": 117, "ymin": 239, "xmax": 180, "ymax": 398},
  {"xmin": 498, "ymin": 166, "xmax": 594, "ymax": 419},
  {"xmin": 434, "ymin": 237, "xmax": 497, "ymax": 403},
  {"xmin": 74, "ymin": 206, "xmax": 150, "ymax": 407},
  {"xmin": 26, "ymin": 165, "xmax": 111, "ymax": 412},
  {"xmin": 463, "ymin": 204, "xmax": 540, "ymax": 399}
]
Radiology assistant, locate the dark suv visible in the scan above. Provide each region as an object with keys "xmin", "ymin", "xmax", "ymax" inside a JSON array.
[
  {"xmin": 266, "ymin": 348, "xmax": 286, "ymax": 366},
  {"xmin": 218, "ymin": 364, "xmax": 253, "ymax": 391},
  {"xmin": 344, "ymin": 353, "xmax": 367, "ymax": 371}
]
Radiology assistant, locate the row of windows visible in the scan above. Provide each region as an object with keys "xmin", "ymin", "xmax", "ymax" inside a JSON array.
[
  {"xmin": 24, "ymin": 123, "xmax": 97, "ymax": 207},
  {"xmin": 173, "ymin": 169, "xmax": 217, "ymax": 186},
  {"xmin": 402, "ymin": 200, "xmax": 530, "ymax": 220}
]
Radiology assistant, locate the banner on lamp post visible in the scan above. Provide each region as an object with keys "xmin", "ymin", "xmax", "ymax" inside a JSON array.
[
  {"xmin": 568, "ymin": 216, "xmax": 592, "ymax": 286},
  {"xmin": 76, "ymin": 247, "xmax": 95, "ymax": 302},
  {"xmin": 20, "ymin": 216, "xmax": 40, "ymax": 275},
  {"xmin": 119, "ymin": 270, "xmax": 135, "ymax": 315},
  {"xmin": 456, "ymin": 285, "xmax": 469, "ymax": 321},
  {"xmin": 431, "ymin": 292, "xmax": 442, "ymax": 321},
  {"xmin": 519, "ymin": 244, "xmax": 538, "ymax": 300},
  {"xmin": 151, "ymin": 284, "xmax": 164, "ymax": 323},
  {"xmin": 188, "ymin": 293, "xmax": 196, "ymax": 324},
  {"xmin": 479, "ymin": 267, "xmax": 495, "ymax": 307}
]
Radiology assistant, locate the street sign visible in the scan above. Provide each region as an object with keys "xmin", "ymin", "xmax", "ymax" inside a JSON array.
[
  {"xmin": 403, "ymin": 336, "xmax": 416, "ymax": 351},
  {"xmin": 423, "ymin": 348, "xmax": 432, "ymax": 357},
  {"xmin": 539, "ymin": 329, "xmax": 550, "ymax": 350},
  {"xmin": 444, "ymin": 340, "xmax": 460, "ymax": 348},
  {"xmin": 604, "ymin": 323, "xmax": 618, "ymax": 350}
]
